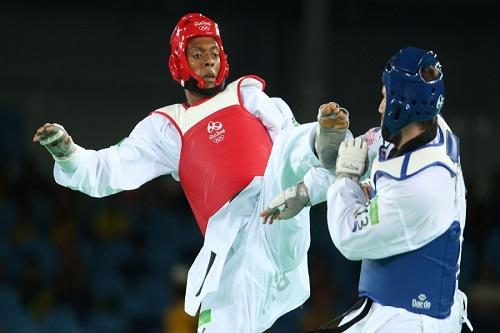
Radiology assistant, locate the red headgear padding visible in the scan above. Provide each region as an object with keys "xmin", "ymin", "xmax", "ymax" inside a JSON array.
[{"xmin": 169, "ymin": 13, "xmax": 229, "ymax": 89}]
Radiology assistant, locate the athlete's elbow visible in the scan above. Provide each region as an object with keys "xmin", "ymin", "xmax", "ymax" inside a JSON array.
[
  {"xmin": 331, "ymin": 237, "xmax": 364, "ymax": 261},
  {"xmin": 340, "ymin": 250, "xmax": 363, "ymax": 261},
  {"xmin": 338, "ymin": 247, "xmax": 363, "ymax": 261}
]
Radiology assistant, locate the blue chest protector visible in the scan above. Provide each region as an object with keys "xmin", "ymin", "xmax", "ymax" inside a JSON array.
[
  {"xmin": 359, "ymin": 221, "xmax": 460, "ymax": 318},
  {"xmin": 360, "ymin": 116, "xmax": 462, "ymax": 318}
]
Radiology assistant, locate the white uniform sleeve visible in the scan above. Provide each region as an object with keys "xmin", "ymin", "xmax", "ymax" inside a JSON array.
[
  {"xmin": 53, "ymin": 113, "xmax": 181, "ymax": 197},
  {"xmin": 240, "ymin": 85, "xmax": 296, "ymax": 141},
  {"xmin": 327, "ymin": 167, "xmax": 457, "ymax": 260},
  {"xmin": 303, "ymin": 167, "xmax": 336, "ymax": 206}
]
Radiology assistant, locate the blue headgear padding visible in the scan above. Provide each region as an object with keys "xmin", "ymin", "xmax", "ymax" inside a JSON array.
[{"xmin": 382, "ymin": 47, "xmax": 445, "ymax": 141}]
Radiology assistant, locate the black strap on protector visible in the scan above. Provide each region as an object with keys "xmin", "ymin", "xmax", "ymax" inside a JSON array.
[
  {"xmin": 195, "ymin": 251, "xmax": 216, "ymax": 297},
  {"xmin": 305, "ymin": 297, "xmax": 373, "ymax": 333}
]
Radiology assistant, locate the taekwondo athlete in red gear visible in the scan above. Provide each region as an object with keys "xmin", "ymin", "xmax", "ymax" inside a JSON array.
[{"xmin": 33, "ymin": 13, "xmax": 350, "ymax": 333}]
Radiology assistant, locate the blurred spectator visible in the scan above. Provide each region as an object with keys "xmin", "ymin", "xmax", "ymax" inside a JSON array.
[
  {"xmin": 17, "ymin": 255, "xmax": 53, "ymax": 322},
  {"xmin": 92, "ymin": 196, "xmax": 132, "ymax": 242},
  {"xmin": 163, "ymin": 263, "xmax": 197, "ymax": 333},
  {"xmin": 53, "ymin": 243, "xmax": 91, "ymax": 322}
]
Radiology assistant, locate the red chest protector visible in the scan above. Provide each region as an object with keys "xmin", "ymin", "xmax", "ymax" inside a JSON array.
[{"xmin": 153, "ymin": 76, "xmax": 272, "ymax": 235}]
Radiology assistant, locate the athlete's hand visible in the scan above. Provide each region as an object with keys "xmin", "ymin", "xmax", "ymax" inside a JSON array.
[
  {"xmin": 315, "ymin": 102, "xmax": 350, "ymax": 170},
  {"xmin": 336, "ymin": 138, "xmax": 368, "ymax": 181},
  {"xmin": 260, "ymin": 182, "xmax": 311, "ymax": 224},
  {"xmin": 317, "ymin": 102, "xmax": 349, "ymax": 129},
  {"xmin": 33, "ymin": 123, "xmax": 76, "ymax": 159}
]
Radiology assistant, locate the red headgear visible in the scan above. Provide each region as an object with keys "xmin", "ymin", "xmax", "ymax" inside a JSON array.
[{"xmin": 169, "ymin": 13, "xmax": 229, "ymax": 89}]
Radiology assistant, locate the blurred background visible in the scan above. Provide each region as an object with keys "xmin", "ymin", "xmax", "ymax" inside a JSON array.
[{"xmin": 1, "ymin": 0, "xmax": 499, "ymax": 332}]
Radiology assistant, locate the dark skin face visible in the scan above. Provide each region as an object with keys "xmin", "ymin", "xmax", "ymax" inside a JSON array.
[{"xmin": 184, "ymin": 37, "xmax": 221, "ymax": 105}]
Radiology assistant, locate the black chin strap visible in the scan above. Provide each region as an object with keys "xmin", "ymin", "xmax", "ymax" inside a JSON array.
[{"xmin": 183, "ymin": 77, "xmax": 225, "ymax": 97}]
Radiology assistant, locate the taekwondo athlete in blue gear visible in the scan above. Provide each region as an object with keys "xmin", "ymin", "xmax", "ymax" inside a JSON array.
[{"xmin": 322, "ymin": 46, "xmax": 473, "ymax": 332}]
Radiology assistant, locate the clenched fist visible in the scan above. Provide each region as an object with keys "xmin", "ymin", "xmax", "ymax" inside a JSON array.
[
  {"xmin": 33, "ymin": 123, "xmax": 76, "ymax": 159},
  {"xmin": 315, "ymin": 102, "xmax": 351, "ymax": 170},
  {"xmin": 318, "ymin": 102, "xmax": 349, "ymax": 129}
]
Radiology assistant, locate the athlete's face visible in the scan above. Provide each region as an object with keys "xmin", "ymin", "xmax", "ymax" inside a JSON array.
[
  {"xmin": 186, "ymin": 37, "xmax": 221, "ymax": 89},
  {"xmin": 378, "ymin": 86, "xmax": 387, "ymax": 125}
]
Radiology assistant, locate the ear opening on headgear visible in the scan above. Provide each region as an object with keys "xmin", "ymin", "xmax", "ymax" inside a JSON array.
[
  {"xmin": 420, "ymin": 64, "xmax": 442, "ymax": 83},
  {"xmin": 168, "ymin": 13, "xmax": 230, "ymax": 92}
]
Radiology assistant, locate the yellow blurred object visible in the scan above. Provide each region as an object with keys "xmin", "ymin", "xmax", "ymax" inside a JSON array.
[
  {"xmin": 163, "ymin": 301, "xmax": 197, "ymax": 333},
  {"xmin": 93, "ymin": 207, "xmax": 131, "ymax": 240}
]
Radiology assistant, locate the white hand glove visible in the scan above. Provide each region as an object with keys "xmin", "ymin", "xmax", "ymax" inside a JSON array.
[
  {"xmin": 260, "ymin": 182, "xmax": 311, "ymax": 224},
  {"xmin": 336, "ymin": 138, "xmax": 368, "ymax": 181},
  {"xmin": 35, "ymin": 123, "xmax": 76, "ymax": 159}
]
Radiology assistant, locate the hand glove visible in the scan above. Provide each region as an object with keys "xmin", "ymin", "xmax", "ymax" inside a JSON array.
[
  {"xmin": 260, "ymin": 182, "xmax": 311, "ymax": 224},
  {"xmin": 336, "ymin": 138, "xmax": 368, "ymax": 181},
  {"xmin": 315, "ymin": 102, "xmax": 349, "ymax": 170},
  {"xmin": 34, "ymin": 123, "xmax": 76, "ymax": 159}
]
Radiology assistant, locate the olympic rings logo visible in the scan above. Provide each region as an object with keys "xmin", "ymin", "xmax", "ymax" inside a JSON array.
[{"xmin": 212, "ymin": 135, "xmax": 224, "ymax": 143}]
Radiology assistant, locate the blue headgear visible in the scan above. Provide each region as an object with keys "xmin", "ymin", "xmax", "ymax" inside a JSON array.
[{"xmin": 381, "ymin": 47, "xmax": 444, "ymax": 142}]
